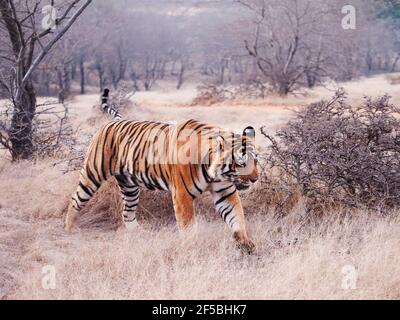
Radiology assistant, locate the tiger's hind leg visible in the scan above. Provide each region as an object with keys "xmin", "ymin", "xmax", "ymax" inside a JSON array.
[
  {"xmin": 65, "ymin": 171, "xmax": 102, "ymax": 232},
  {"xmin": 116, "ymin": 175, "xmax": 140, "ymax": 230}
]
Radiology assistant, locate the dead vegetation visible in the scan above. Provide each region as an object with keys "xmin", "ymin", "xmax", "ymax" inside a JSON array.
[
  {"xmin": 387, "ymin": 74, "xmax": 400, "ymax": 85},
  {"xmin": 192, "ymin": 83, "xmax": 270, "ymax": 106},
  {"xmin": 0, "ymin": 100, "xmax": 77, "ymax": 161},
  {"xmin": 1, "ymin": 77, "xmax": 400, "ymax": 299},
  {"xmin": 76, "ymin": 179, "xmax": 175, "ymax": 231},
  {"xmin": 261, "ymin": 91, "xmax": 400, "ymax": 212},
  {"xmin": 107, "ymin": 82, "xmax": 136, "ymax": 113}
]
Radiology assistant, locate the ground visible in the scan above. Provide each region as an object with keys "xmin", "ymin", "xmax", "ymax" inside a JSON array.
[{"xmin": 1, "ymin": 74, "xmax": 400, "ymax": 299}]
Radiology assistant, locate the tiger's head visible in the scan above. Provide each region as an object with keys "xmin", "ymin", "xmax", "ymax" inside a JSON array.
[
  {"xmin": 232, "ymin": 126, "xmax": 259, "ymax": 190},
  {"xmin": 210, "ymin": 126, "xmax": 259, "ymax": 190}
]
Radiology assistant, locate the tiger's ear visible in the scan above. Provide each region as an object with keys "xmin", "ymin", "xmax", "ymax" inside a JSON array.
[
  {"xmin": 242, "ymin": 126, "xmax": 255, "ymax": 154},
  {"xmin": 243, "ymin": 126, "xmax": 255, "ymax": 139}
]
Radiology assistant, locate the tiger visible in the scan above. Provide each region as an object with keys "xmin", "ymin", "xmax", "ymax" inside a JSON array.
[{"xmin": 65, "ymin": 89, "xmax": 259, "ymax": 253}]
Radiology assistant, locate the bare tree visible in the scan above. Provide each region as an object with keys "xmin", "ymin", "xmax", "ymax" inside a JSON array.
[
  {"xmin": 0, "ymin": 0, "xmax": 92, "ymax": 160},
  {"xmin": 1, "ymin": 0, "xmax": 397, "ymax": 120},
  {"xmin": 238, "ymin": 0, "xmax": 334, "ymax": 95},
  {"xmin": 107, "ymin": 39, "xmax": 128, "ymax": 90}
]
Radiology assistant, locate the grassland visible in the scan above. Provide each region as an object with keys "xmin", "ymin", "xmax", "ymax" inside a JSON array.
[{"xmin": 1, "ymin": 74, "xmax": 400, "ymax": 299}]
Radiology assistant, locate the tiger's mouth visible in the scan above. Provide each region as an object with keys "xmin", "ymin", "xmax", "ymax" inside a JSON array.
[{"xmin": 235, "ymin": 182, "xmax": 251, "ymax": 191}]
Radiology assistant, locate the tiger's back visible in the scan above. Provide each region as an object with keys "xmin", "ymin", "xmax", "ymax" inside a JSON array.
[{"xmin": 82, "ymin": 119, "xmax": 219, "ymax": 192}]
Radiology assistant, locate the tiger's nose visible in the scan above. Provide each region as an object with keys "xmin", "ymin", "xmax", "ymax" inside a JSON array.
[{"xmin": 250, "ymin": 177, "xmax": 258, "ymax": 183}]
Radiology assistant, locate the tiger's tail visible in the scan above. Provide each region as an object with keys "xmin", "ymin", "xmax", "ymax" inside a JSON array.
[{"xmin": 101, "ymin": 88, "xmax": 122, "ymax": 120}]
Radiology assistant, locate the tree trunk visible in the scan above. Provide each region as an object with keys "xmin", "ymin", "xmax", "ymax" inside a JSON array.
[
  {"xmin": 56, "ymin": 67, "xmax": 65, "ymax": 103},
  {"xmin": 219, "ymin": 59, "xmax": 226, "ymax": 85},
  {"xmin": 306, "ymin": 69, "xmax": 316, "ymax": 88},
  {"xmin": 278, "ymin": 80, "xmax": 290, "ymax": 97},
  {"xmin": 391, "ymin": 54, "xmax": 400, "ymax": 73},
  {"xmin": 176, "ymin": 63, "xmax": 185, "ymax": 90},
  {"xmin": 98, "ymin": 68, "xmax": 104, "ymax": 92},
  {"xmin": 130, "ymin": 70, "xmax": 139, "ymax": 92},
  {"xmin": 63, "ymin": 63, "xmax": 71, "ymax": 101},
  {"xmin": 160, "ymin": 60, "xmax": 166, "ymax": 79},
  {"xmin": 71, "ymin": 60, "xmax": 77, "ymax": 80},
  {"xmin": 10, "ymin": 82, "xmax": 36, "ymax": 160},
  {"xmin": 80, "ymin": 56, "xmax": 85, "ymax": 94},
  {"xmin": 112, "ymin": 71, "xmax": 119, "ymax": 90}
]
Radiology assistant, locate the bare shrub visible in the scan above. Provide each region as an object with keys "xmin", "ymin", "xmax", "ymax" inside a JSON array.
[
  {"xmin": 55, "ymin": 86, "xmax": 136, "ymax": 173},
  {"xmin": 89, "ymin": 84, "xmax": 135, "ymax": 119},
  {"xmin": 192, "ymin": 82, "xmax": 271, "ymax": 105},
  {"xmin": 0, "ymin": 100, "xmax": 77, "ymax": 161},
  {"xmin": 192, "ymin": 85, "xmax": 231, "ymax": 106},
  {"xmin": 242, "ymin": 168, "xmax": 301, "ymax": 216},
  {"xmin": 262, "ymin": 91, "xmax": 400, "ymax": 211},
  {"xmin": 234, "ymin": 82, "xmax": 271, "ymax": 99},
  {"xmin": 387, "ymin": 74, "xmax": 400, "ymax": 85},
  {"xmin": 33, "ymin": 102, "xmax": 77, "ymax": 159},
  {"xmin": 107, "ymin": 82, "xmax": 136, "ymax": 113}
]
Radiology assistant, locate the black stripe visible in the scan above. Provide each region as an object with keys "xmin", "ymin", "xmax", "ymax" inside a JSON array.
[
  {"xmin": 177, "ymin": 119, "xmax": 196, "ymax": 139},
  {"xmin": 221, "ymin": 205, "xmax": 234, "ymax": 222},
  {"xmin": 215, "ymin": 189, "xmax": 236, "ymax": 205},
  {"xmin": 86, "ymin": 166, "xmax": 101, "ymax": 189},
  {"xmin": 79, "ymin": 182, "xmax": 93, "ymax": 197},
  {"xmin": 124, "ymin": 217, "xmax": 136, "ymax": 222},
  {"xmin": 180, "ymin": 172, "xmax": 196, "ymax": 199},
  {"xmin": 125, "ymin": 203, "xmax": 138, "ymax": 209},
  {"xmin": 132, "ymin": 123, "xmax": 153, "ymax": 163},
  {"xmin": 77, "ymin": 193, "xmax": 89, "ymax": 203},
  {"xmin": 201, "ymin": 164, "xmax": 212, "ymax": 183},
  {"xmin": 189, "ymin": 165, "xmax": 203, "ymax": 194},
  {"xmin": 72, "ymin": 197, "xmax": 82, "ymax": 210},
  {"xmin": 122, "ymin": 189, "xmax": 139, "ymax": 197},
  {"xmin": 140, "ymin": 123, "xmax": 160, "ymax": 159},
  {"xmin": 193, "ymin": 123, "xmax": 205, "ymax": 133},
  {"xmin": 228, "ymin": 215, "xmax": 236, "ymax": 226},
  {"xmin": 100, "ymin": 125, "xmax": 114, "ymax": 180},
  {"xmin": 157, "ymin": 163, "xmax": 170, "ymax": 191}
]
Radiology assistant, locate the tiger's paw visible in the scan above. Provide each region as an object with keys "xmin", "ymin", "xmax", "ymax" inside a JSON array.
[
  {"xmin": 240, "ymin": 239, "xmax": 256, "ymax": 255},
  {"xmin": 233, "ymin": 231, "xmax": 256, "ymax": 255}
]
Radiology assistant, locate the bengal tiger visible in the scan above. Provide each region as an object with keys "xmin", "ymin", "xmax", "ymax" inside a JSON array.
[{"xmin": 65, "ymin": 89, "xmax": 259, "ymax": 253}]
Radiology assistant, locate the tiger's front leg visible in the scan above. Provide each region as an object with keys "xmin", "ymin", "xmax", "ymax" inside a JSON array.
[{"xmin": 211, "ymin": 182, "xmax": 255, "ymax": 254}]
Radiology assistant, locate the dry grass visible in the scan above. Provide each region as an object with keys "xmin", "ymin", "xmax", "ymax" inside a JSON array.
[
  {"xmin": 1, "ymin": 75, "xmax": 400, "ymax": 299},
  {"xmin": 1, "ymin": 186, "xmax": 400, "ymax": 299}
]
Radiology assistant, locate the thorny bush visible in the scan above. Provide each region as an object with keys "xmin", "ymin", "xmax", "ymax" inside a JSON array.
[{"xmin": 262, "ymin": 90, "xmax": 400, "ymax": 211}]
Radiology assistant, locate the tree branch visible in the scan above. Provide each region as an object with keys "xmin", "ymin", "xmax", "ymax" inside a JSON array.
[{"xmin": 21, "ymin": 0, "xmax": 92, "ymax": 86}]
